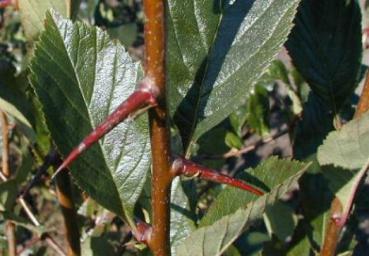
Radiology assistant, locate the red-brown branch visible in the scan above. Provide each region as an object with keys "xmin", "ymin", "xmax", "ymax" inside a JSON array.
[
  {"xmin": 53, "ymin": 81, "xmax": 158, "ymax": 178},
  {"xmin": 172, "ymin": 157, "xmax": 265, "ymax": 196},
  {"xmin": 1, "ymin": 111, "xmax": 16, "ymax": 256},
  {"xmin": 143, "ymin": 0, "xmax": 172, "ymax": 255}
]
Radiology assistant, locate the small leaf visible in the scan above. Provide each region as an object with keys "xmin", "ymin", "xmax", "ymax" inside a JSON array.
[
  {"xmin": 176, "ymin": 162, "xmax": 309, "ymax": 256},
  {"xmin": 30, "ymin": 11, "xmax": 150, "ymax": 225},
  {"xmin": 200, "ymin": 157, "xmax": 308, "ymax": 227},
  {"xmin": 246, "ymin": 84, "xmax": 270, "ymax": 137},
  {"xmin": 168, "ymin": 0, "xmax": 302, "ymax": 150},
  {"xmin": 317, "ymin": 112, "xmax": 369, "ymax": 170},
  {"xmin": 286, "ymin": 0, "xmax": 362, "ymax": 110},
  {"xmin": 225, "ymin": 132, "xmax": 243, "ymax": 150},
  {"xmin": 18, "ymin": 0, "xmax": 69, "ymax": 40},
  {"xmin": 0, "ymin": 180, "xmax": 17, "ymax": 212}
]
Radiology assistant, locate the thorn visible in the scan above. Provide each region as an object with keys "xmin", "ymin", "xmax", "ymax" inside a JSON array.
[
  {"xmin": 172, "ymin": 157, "xmax": 265, "ymax": 196},
  {"xmin": 54, "ymin": 81, "xmax": 158, "ymax": 177}
]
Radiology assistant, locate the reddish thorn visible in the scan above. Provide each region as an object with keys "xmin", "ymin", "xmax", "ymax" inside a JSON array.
[
  {"xmin": 53, "ymin": 80, "xmax": 158, "ymax": 178},
  {"xmin": 172, "ymin": 157, "xmax": 265, "ymax": 196},
  {"xmin": 132, "ymin": 220, "xmax": 152, "ymax": 244},
  {"xmin": 0, "ymin": 0, "xmax": 12, "ymax": 8}
]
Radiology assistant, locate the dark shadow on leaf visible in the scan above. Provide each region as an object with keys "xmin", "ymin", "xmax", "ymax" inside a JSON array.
[{"xmin": 170, "ymin": 203, "xmax": 195, "ymax": 221}]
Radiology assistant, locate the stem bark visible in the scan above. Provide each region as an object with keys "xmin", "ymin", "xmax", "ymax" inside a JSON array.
[
  {"xmin": 143, "ymin": 1, "xmax": 173, "ymax": 255},
  {"xmin": 55, "ymin": 170, "xmax": 81, "ymax": 256},
  {"xmin": 1, "ymin": 111, "xmax": 16, "ymax": 256}
]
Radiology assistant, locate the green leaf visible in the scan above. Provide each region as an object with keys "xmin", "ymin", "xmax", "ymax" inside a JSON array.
[
  {"xmin": 175, "ymin": 162, "xmax": 309, "ymax": 256},
  {"xmin": 0, "ymin": 180, "xmax": 17, "ymax": 212},
  {"xmin": 286, "ymin": 0, "xmax": 362, "ymax": 111},
  {"xmin": 170, "ymin": 178, "xmax": 196, "ymax": 255},
  {"xmin": 18, "ymin": 0, "xmax": 69, "ymax": 40},
  {"xmin": 200, "ymin": 157, "xmax": 308, "ymax": 227},
  {"xmin": 168, "ymin": 0, "xmax": 302, "ymax": 150},
  {"xmin": 263, "ymin": 201, "xmax": 297, "ymax": 242},
  {"xmin": 294, "ymin": 94, "xmax": 334, "ymax": 159},
  {"xmin": 246, "ymin": 84, "xmax": 270, "ymax": 137},
  {"xmin": 29, "ymin": 11, "xmax": 150, "ymax": 225},
  {"xmin": 317, "ymin": 112, "xmax": 369, "ymax": 170}
]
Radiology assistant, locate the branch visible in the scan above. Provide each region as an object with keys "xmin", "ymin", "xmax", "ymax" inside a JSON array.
[
  {"xmin": 321, "ymin": 70, "xmax": 369, "ymax": 256},
  {"xmin": 143, "ymin": 0, "xmax": 172, "ymax": 255},
  {"xmin": 198, "ymin": 128, "xmax": 289, "ymax": 160},
  {"xmin": 54, "ymin": 157, "xmax": 81, "ymax": 256},
  {"xmin": 172, "ymin": 157, "xmax": 264, "ymax": 196},
  {"xmin": 52, "ymin": 80, "xmax": 158, "ymax": 178},
  {"xmin": 1, "ymin": 111, "xmax": 10, "ymax": 177},
  {"xmin": 0, "ymin": 110, "xmax": 16, "ymax": 256}
]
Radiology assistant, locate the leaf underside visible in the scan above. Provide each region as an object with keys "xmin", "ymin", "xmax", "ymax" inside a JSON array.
[
  {"xmin": 318, "ymin": 112, "xmax": 369, "ymax": 170},
  {"xmin": 30, "ymin": 11, "xmax": 150, "ymax": 225},
  {"xmin": 167, "ymin": 0, "xmax": 302, "ymax": 151}
]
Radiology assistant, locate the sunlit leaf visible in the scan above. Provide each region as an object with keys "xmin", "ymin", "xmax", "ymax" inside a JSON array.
[{"xmin": 30, "ymin": 11, "xmax": 150, "ymax": 225}]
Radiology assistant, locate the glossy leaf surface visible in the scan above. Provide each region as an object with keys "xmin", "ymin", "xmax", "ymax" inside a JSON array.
[
  {"xmin": 168, "ymin": 0, "xmax": 301, "ymax": 150},
  {"xmin": 30, "ymin": 12, "xmax": 150, "ymax": 225}
]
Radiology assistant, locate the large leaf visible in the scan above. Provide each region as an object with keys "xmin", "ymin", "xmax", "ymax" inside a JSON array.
[
  {"xmin": 293, "ymin": 94, "xmax": 334, "ymax": 159},
  {"xmin": 175, "ymin": 162, "xmax": 309, "ymax": 256},
  {"xmin": 200, "ymin": 157, "xmax": 308, "ymax": 227},
  {"xmin": 18, "ymin": 0, "xmax": 69, "ymax": 40},
  {"xmin": 317, "ymin": 112, "xmax": 369, "ymax": 170},
  {"xmin": 29, "ymin": 12, "xmax": 150, "ymax": 225},
  {"xmin": 286, "ymin": 0, "xmax": 362, "ymax": 111},
  {"xmin": 168, "ymin": 0, "xmax": 301, "ymax": 150}
]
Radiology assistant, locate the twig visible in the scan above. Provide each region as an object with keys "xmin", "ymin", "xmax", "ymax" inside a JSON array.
[
  {"xmin": 172, "ymin": 157, "xmax": 264, "ymax": 196},
  {"xmin": 1, "ymin": 110, "xmax": 16, "ymax": 256},
  {"xmin": 321, "ymin": 70, "xmax": 369, "ymax": 256},
  {"xmin": 143, "ymin": 0, "xmax": 173, "ymax": 255},
  {"xmin": 0, "ymin": 167, "xmax": 66, "ymax": 256},
  {"xmin": 19, "ymin": 149, "xmax": 59, "ymax": 198},
  {"xmin": 55, "ymin": 162, "xmax": 81, "ymax": 256},
  {"xmin": 1, "ymin": 111, "xmax": 10, "ymax": 177},
  {"xmin": 197, "ymin": 128, "xmax": 289, "ymax": 160},
  {"xmin": 355, "ymin": 70, "xmax": 369, "ymax": 119}
]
